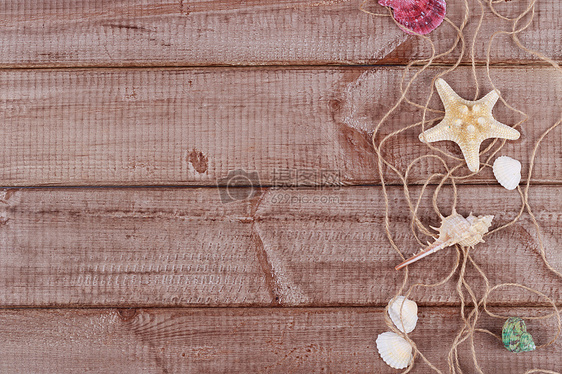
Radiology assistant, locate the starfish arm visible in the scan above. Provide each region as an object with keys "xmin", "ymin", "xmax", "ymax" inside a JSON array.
[
  {"xmin": 419, "ymin": 120, "xmax": 459, "ymax": 143},
  {"xmin": 478, "ymin": 89, "xmax": 500, "ymax": 111},
  {"xmin": 485, "ymin": 119, "xmax": 521, "ymax": 140},
  {"xmin": 423, "ymin": 78, "xmax": 519, "ymax": 173},
  {"xmin": 435, "ymin": 78, "xmax": 465, "ymax": 109},
  {"xmin": 457, "ymin": 139, "xmax": 482, "ymax": 172}
]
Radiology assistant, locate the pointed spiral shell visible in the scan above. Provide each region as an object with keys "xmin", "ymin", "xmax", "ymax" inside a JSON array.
[{"xmin": 395, "ymin": 211, "xmax": 494, "ymax": 270}]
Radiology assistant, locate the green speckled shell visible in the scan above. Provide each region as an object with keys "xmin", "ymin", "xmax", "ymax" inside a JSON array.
[{"xmin": 502, "ymin": 317, "xmax": 536, "ymax": 353}]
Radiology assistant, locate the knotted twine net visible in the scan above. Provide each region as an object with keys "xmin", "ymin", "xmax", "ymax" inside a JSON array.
[{"xmin": 360, "ymin": 0, "xmax": 562, "ymax": 372}]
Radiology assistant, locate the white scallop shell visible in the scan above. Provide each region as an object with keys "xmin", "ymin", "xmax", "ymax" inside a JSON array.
[
  {"xmin": 376, "ymin": 332, "xmax": 413, "ymax": 369},
  {"xmin": 388, "ymin": 296, "xmax": 418, "ymax": 333},
  {"xmin": 493, "ymin": 156, "xmax": 521, "ymax": 190}
]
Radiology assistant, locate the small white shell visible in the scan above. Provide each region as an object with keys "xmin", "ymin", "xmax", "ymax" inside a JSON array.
[
  {"xmin": 493, "ymin": 156, "xmax": 521, "ymax": 190},
  {"xmin": 376, "ymin": 332, "xmax": 413, "ymax": 369},
  {"xmin": 388, "ymin": 296, "xmax": 418, "ymax": 333}
]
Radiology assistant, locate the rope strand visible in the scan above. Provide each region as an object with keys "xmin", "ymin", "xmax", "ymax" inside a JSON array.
[{"xmin": 365, "ymin": 0, "xmax": 562, "ymax": 372}]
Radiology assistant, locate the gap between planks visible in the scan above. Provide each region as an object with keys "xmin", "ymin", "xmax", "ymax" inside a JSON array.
[
  {"xmin": 0, "ymin": 62, "xmax": 559, "ymax": 71},
  {"xmin": 1, "ymin": 181, "xmax": 561, "ymax": 189},
  {"xmin": 0, "ymin": 304, "xmax": 561, "ymax": 310},
  {"xmin": 0, "ymin": 63, "xmax": 558, "ymax": 72}
]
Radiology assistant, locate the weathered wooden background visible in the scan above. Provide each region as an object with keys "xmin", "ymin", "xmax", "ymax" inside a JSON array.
[{"xmin": 0, "ymin": 0, "xmax": 561, "ymax": 373}]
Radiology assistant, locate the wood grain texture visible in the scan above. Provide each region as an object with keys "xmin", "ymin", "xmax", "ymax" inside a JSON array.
[
  {"xmin": 1, "ymin": 185, "xmax": 561, "ymax": 307},
  {"xmin": 0, "ymin": 66, "xmax": 560, "ymax": 186},
  {"xmin": 0, "ymin": 307, "xmax": 560, "ymax": 373},
  {"xmin": 0, "ymin": 0, "xmax": 559, "ymax": 67},
  {"xmin": 2, "ymin": 2, "xmax": 560, "ymax": 372}
]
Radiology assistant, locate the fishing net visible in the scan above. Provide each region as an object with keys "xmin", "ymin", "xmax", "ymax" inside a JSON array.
[{"xmin": 360, "ymin": 0, "xmax": 562, "ymax": 372}]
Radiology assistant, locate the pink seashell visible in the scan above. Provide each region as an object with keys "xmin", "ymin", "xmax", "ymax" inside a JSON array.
[{"xmin": 378, "ymin": 0, "xmax": 446, "ymax": 35}]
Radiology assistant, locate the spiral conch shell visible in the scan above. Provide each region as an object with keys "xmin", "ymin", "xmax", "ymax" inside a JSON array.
[
  {"xmin": 376, "ymin": 332, "xmax": 413, "ymax": 369},
  {"xmin": 388, "ymin": 296, "xmax": 418, "ymax": 333},
  {"xmin": 395, "ymin": 209, "xmax": 494, "ymax": 270},
  {"xmin": 493, "ymin": 156, "xmax": 522, "ymax": 190}
]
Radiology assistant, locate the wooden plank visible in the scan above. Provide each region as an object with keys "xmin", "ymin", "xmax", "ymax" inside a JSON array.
[
  {"xmin": 1, "ymin": 185, "xmax": 561, "ymax": 307},
  {"xmin": 0, "ymin": 66, "xmax": 560, "ymax": 187},
  {"xmin": 0, "ymin": 307, "xmax": 559, "ymax": 373},
  {"xmin": 0, "ymin": 0, "xmax": 559, "ymax": 67}
]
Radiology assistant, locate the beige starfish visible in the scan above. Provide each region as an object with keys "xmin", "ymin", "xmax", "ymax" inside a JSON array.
[{"xmin": 419, "ymin": 78, "xmax": 520, "ymax": 172}]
